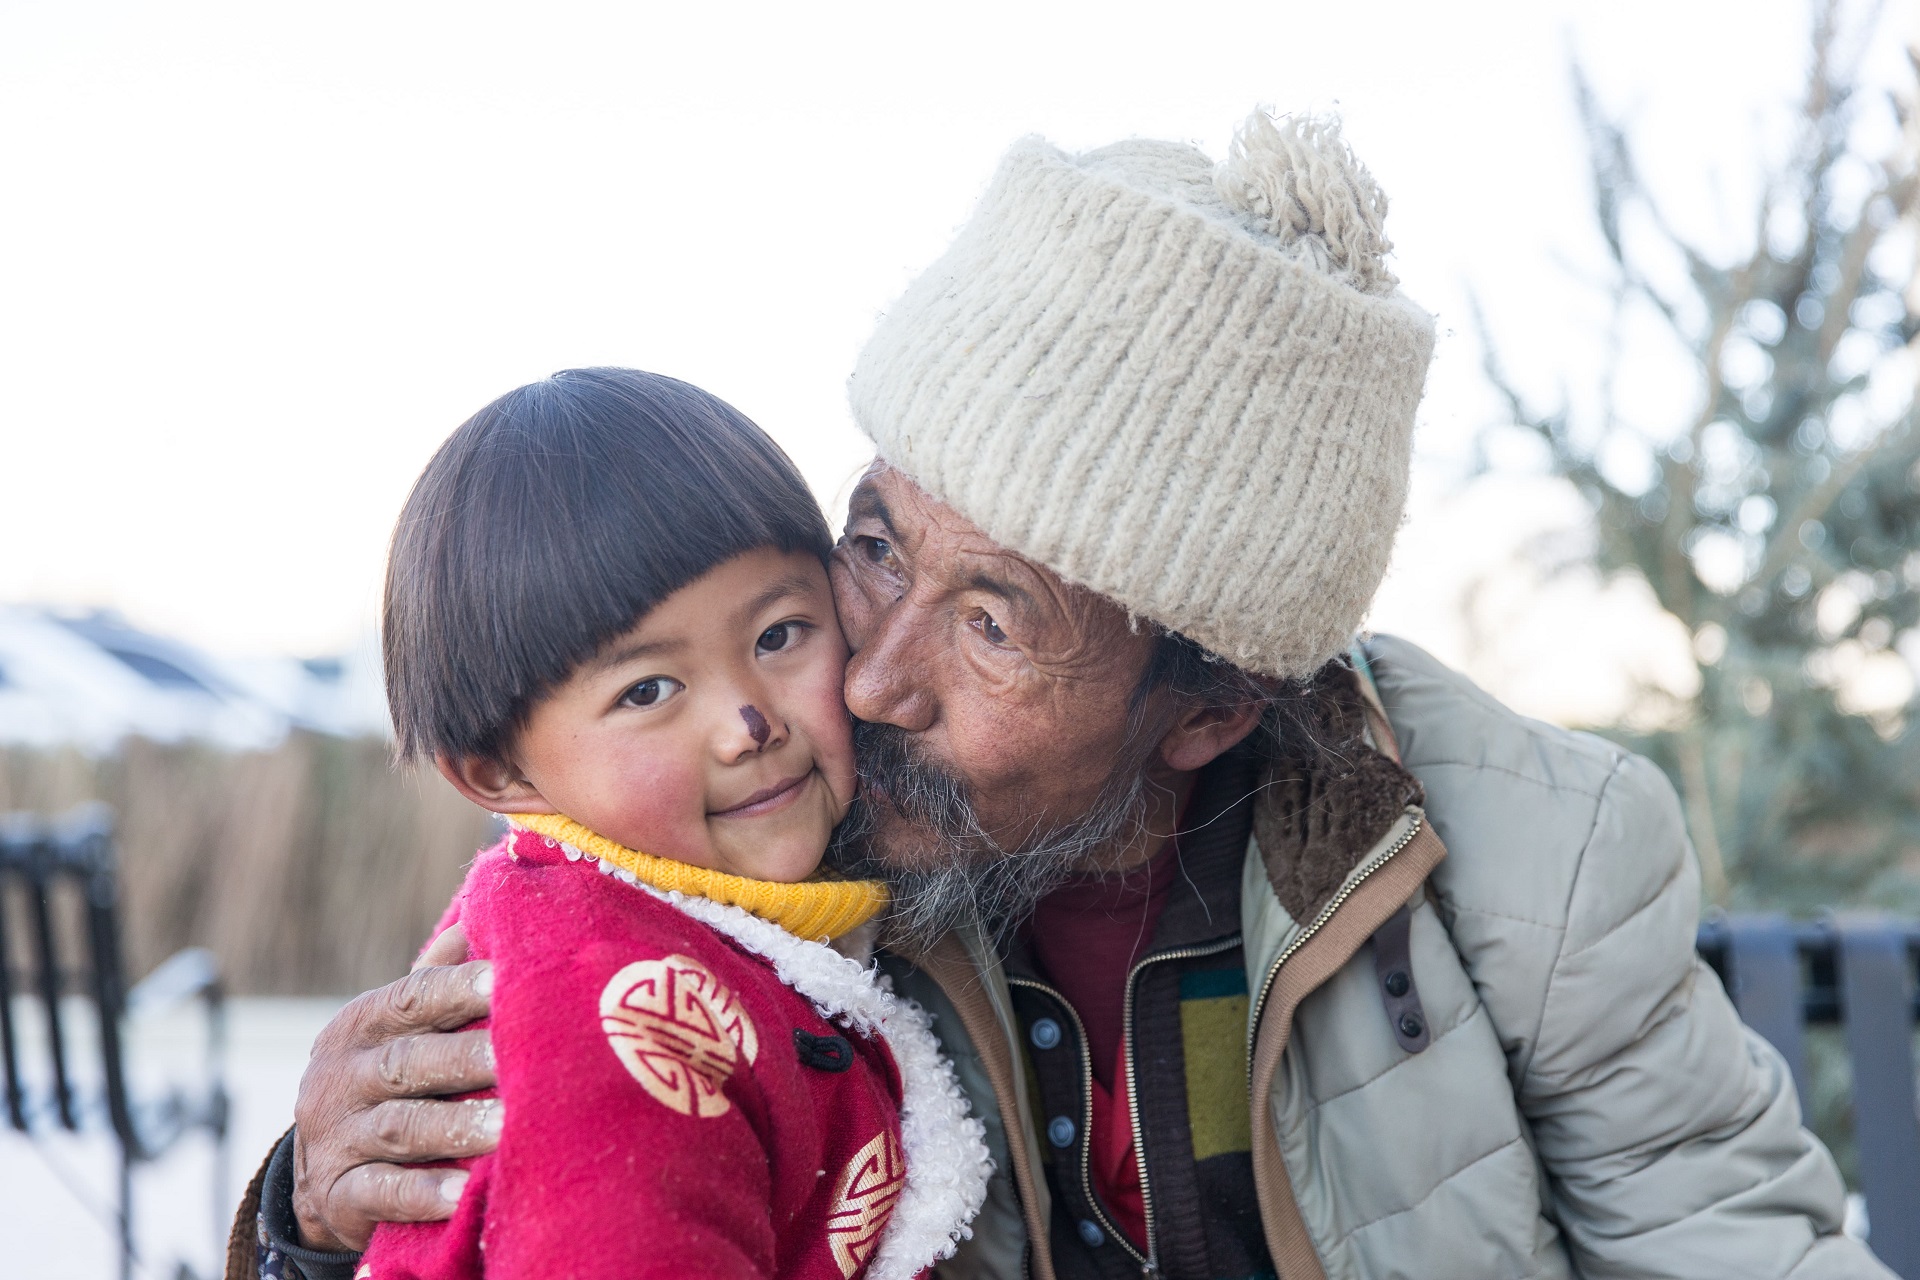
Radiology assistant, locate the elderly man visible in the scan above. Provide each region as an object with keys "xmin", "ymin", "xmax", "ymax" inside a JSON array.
[{"xmin": 234, "ymin": 113, "xmax": 1887, "ymax": 1279}]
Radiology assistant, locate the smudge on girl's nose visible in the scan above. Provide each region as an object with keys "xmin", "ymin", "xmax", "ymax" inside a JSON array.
[{"xmin": 739, "ymin": 704, "xmax": 771, "ymax": 748}]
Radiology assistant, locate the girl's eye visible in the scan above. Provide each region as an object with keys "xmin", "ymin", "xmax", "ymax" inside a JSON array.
[
  {"xmin": 756, "ymin": 622, "xmax": 800, "ymax": 655},
  {"xmin": 619, "ymin": 676, "xmax": 683, "ymax": 708},
  {"xmin": 978, "ymin": 613, "xmax": 1008, "ymax": 646}
]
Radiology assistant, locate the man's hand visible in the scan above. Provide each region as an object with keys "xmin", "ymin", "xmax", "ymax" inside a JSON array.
[{"xmin": 291, "ymin": 924, "xmax": 500, "ymax": 1252}]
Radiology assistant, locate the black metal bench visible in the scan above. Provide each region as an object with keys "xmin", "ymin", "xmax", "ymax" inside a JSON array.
[
  {"xmin": 1697, "ymin": 915, "xmax": 1920, "ymax": 1276},
  {"xmin": 0, "ymin": 803, "xmax": 230, "ymax": 1280}
]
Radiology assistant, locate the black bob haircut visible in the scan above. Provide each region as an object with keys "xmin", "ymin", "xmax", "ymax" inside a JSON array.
[{"xmin": 383, "ymin": 367, "xmax": 832, "ymax": 763}]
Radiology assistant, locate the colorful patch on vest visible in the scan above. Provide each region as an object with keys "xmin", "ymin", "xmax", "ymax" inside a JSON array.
[
  {"xmin": 826, "ymin": 1129, "xmax": 906, "ymax": 1277},
  {"xmin": 599, "ymin": 955, "xmax": 760, "ymax": 1117},
  {"xmin": 1179, "ymin": 966, "xmax": 1253, "ymax": 1161}
]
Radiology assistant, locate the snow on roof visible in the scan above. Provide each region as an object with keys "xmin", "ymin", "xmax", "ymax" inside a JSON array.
[{"xmin": 0, "ymin": 606, "xmax": 390, "ymax": 752}]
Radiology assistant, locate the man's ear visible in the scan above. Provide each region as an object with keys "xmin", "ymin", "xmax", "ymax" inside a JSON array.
[
  {"xmin": 1156, "ymin": 701, "xmax": 1265, "ymax": 774},
  {"xmin": 434, "ymin": 752, "xmax": 555, "ymax": 815}
]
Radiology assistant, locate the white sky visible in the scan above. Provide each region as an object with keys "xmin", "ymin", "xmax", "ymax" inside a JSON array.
[{"xmin": 0, "ymin": 0, "xmax": 1865, "ymax": 705}]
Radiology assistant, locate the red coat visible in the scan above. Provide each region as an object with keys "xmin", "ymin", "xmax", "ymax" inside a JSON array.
[{"xmin": 359, "ymin": 825, "xmax": 980, "ymax": 1280}]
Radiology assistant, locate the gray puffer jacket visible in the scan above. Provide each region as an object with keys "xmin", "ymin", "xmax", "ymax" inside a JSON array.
[{"xmin": 895, "ymin": 635, "xmax": 1889, "ymax": 1279}]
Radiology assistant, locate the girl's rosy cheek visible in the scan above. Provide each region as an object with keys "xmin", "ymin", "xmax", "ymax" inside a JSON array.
[
  {"xmin": 595, "ymin": 744, "xmax": 708, "ymax": 858},
  {"xmin": 796, "ymin": 653, "xmax": 858, "ymax": 797}
]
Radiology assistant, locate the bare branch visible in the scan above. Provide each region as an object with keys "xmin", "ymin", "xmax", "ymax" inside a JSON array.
[{"xmin": 1753, "ymin": 424, "xmax": 1905, "ymax": 588}]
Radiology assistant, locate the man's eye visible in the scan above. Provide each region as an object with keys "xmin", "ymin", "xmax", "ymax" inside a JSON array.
[
  {"xmin": 620, "ymin": 676, "xmax": 683, "ymax": 708},
  {"xmin": 979, "ymin": 613, "xmax": 1008, "ymax": 646},
  {"xmin": 756, "ymin": 622, "xmax": 800, "ymax": 654},
  {"xmin": 861, "ymin": 537, "xmax": 897, "ymax": 567}
]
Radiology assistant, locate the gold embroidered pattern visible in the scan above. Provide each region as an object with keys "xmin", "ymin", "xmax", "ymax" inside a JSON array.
[
  {"xmin": 825, "ymin": 1130, "xmax": 906, "ymax": 1277},
  {"xmin": 600, "ymin": 955, "xmax": 759, "ymax": 1117}
]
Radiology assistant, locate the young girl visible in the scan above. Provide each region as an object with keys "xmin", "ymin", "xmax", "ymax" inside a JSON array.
[{"xmin": 360, "ymin": 368, "xmax": 990, "ymax": 1280}]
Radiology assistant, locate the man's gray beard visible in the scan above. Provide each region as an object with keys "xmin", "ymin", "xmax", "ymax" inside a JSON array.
[{"xmin": 827, "ymin": 720, "xmax": 1154, "ymax": 950}]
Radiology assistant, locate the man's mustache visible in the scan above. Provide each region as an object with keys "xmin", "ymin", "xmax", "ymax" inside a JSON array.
[
  {"xmin": 833, "ymin": 718, "xmax": 1156, "ymax": 950},
  {"xmin": 848, "ymin": 719, "xmax": 982, "ymax": 842}
]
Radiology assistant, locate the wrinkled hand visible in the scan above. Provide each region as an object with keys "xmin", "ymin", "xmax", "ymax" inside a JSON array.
[{"xmin": 291, "ymin": 924, "xmax": 499, "ymax": 1252}]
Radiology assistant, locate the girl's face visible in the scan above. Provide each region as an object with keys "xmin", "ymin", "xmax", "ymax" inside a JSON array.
[{"xmin": 444, "ymin": 548, "xmax": 855, "ymax": 883}]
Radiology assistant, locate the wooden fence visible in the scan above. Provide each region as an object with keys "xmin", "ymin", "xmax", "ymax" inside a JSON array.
[{"xmin": 0, "ymin": 735, "xmax": 494, "ymax": 994}]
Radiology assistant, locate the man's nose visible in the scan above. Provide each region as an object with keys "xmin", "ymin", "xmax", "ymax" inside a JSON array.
[{"xmin": 842, "ymin": 597, "xmax": 938, "ymax": 733}]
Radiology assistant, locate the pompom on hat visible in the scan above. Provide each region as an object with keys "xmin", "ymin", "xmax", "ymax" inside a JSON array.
[{"xmin": 848, "ymin": 109, "xmax": 1434, "ymax": 680}]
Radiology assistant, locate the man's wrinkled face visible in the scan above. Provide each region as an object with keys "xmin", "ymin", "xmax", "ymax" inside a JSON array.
[{"xmin": 829, "ymin": 463, "xmax": 1161, "ymax": 874}]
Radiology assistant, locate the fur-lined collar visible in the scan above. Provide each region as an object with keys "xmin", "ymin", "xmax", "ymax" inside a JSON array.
[{"xmin": 1252, "ymin": 665, "xmax": 1424, "ymax": 923}]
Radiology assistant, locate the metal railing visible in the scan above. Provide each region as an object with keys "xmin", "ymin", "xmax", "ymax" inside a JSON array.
[{"xmin": 1, "ymin": 804, "xmax": 230, "ymax": 1280}]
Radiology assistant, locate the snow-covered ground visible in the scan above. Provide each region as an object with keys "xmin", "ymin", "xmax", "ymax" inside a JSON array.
[{"xmin": 0, "ymin": 996, "xmax": 345, "ymax": 1280}]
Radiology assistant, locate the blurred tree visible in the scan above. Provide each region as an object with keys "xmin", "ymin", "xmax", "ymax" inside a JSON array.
[{"xmin": 1481, "ymin": 0, "xmax": 1920, "ymax": 911}]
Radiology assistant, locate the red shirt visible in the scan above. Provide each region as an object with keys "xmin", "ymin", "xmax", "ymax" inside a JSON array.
[{"xmin": 1024, "ymin": 842, "xmax": 1180, "ymax": 1251}]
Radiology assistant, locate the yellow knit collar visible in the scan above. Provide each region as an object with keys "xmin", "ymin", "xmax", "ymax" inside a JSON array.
[{"xmin": 509, "ymin": 811, "xmax": 887, "ymax": 942}]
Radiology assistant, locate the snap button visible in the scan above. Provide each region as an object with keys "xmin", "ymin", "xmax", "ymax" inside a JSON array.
[
  {"xmin": 1029, "ymin": 1017, "xmax": 1063, "ymax": 1050},
  {"xmin": 1398, "ymin": 1012, "xmax": 1425, "ymax": 1039},
  {"xmin": 1047, "ymin": 1115, "xmax": 1077, "ymax": 1148},
  {"xmin": 1384, "ymin": 969, "xmax": 1410, "ymax": 998},
  {"xmin": 1077, "ymin": 1218, "xmax": 1106, "ymax": 1247}
]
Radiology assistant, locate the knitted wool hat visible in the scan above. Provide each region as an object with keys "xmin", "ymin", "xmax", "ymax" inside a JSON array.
[{"xmin": 848, "ymin": 111, "xmax": 1434, "ymax": 680}]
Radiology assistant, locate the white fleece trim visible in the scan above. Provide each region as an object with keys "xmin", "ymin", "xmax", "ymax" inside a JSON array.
[{"xmin": 558, "ymin": 842, "xmax": 991, "ymax": 1278}]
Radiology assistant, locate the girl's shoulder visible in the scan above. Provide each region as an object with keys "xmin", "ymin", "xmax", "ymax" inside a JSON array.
[{"xmin": 456, "ymin": 831, "xmax": 843, "ymax": 1139}]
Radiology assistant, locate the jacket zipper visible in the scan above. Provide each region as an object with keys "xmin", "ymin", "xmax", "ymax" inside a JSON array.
[
  {"xmin": 1119, "ymin": 935, "xmax": 1244, "ymax": 1275},
  {"xmin": 1005, "ymin": 974, "xmax": 1150, "ymax": 1270},
  {"xmin": 1007, "ymin": 809, "xmax": 1421, "ymax": 1276},
  {"xmin": 1246, "ymin": 813, "xmax": 1424, "ymax": 1078}
]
